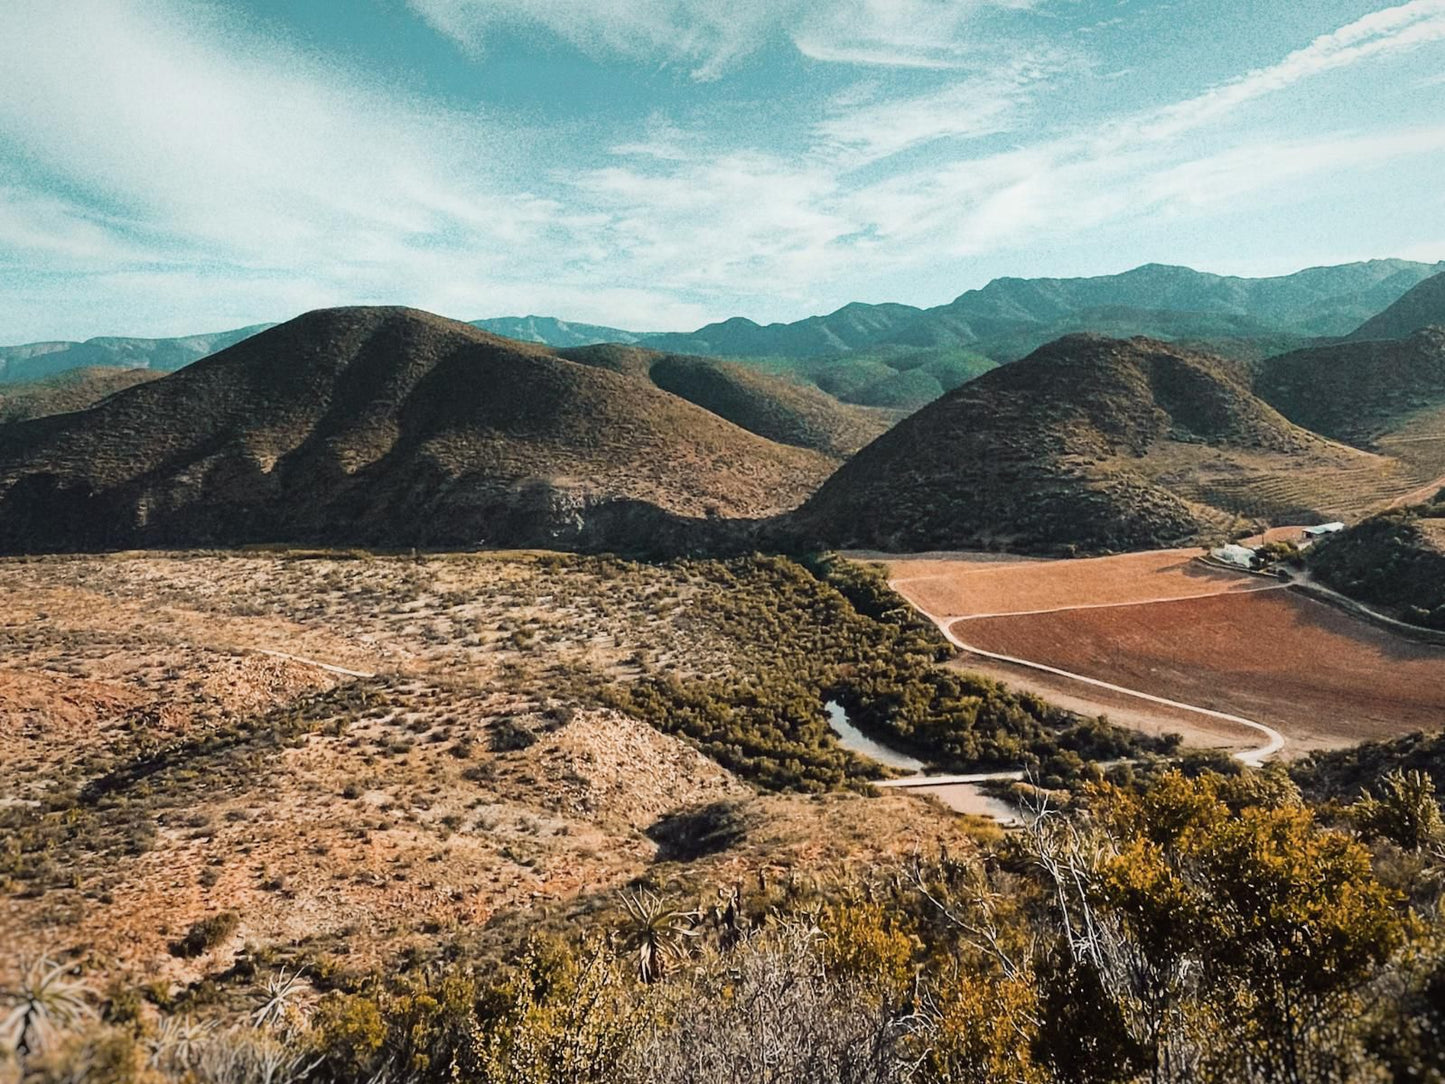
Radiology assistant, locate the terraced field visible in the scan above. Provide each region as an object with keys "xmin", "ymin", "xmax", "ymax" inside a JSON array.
[
  {"xmin": 1138, "ymin": 441, "xmax": 1421, "ymax": 524},
  {"xmin": 1378, "ymin": 402, "xmax": 1445, "ymax": 505}
]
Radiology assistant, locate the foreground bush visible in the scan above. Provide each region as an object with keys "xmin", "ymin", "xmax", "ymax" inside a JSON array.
[{"xmin": 7, "ymin": 770, "xmax": 1442, "ymax": 1084}]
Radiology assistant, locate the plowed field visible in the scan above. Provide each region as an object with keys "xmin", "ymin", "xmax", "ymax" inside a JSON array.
[{"xmin": 885, "ymin": 549, "xmax": 1445, "ymax": 755}]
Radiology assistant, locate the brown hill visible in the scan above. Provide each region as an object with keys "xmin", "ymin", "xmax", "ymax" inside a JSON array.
[
  {"xmin": 561, "ymin": 343, "xmax": 892, "ymax": 456},
  {"xmin": 1346, "ymin": 271, "xmax": 1445, "ymax": 341},
  {"xmin": 1255, "ymin": 328, "xmax": 1445, "ymax": 477},
  {"xmin": 789, "ymin": 335, "xmax": 1406, "ymax": 554},
  {"xmin": 0, "ymin": 307, "xmax": 839, "ymax": 553},
  {"xmin": 0, "ymin": 366, "xmax": 163, "ymax": 424}
]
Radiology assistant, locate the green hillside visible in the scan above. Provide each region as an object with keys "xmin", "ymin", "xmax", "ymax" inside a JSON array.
[{"xmin": 1308, "ymin": 491, "xmax": 1445, "ymax": 630}]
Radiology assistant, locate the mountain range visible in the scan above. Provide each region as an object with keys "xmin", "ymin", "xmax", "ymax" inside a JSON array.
[
  {"xmin": 7, "ymin": 261, "xmax": 1443, "ymax": 412},
  {"xmin": 2, "ymin": 257, "xmax": 1443, "ymax": 558},
  {"xmin": 0, "ymin": 324, "xmax": 274, "ymax": 383}
]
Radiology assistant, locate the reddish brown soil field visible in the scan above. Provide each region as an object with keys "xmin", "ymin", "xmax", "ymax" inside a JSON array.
[
  {"xmin": 888, "ymin": 548, "xmax": 1271, "ymax": 619},
  {"xmin": 955, "ymin": 591, "xmax": 1445, "ymax": 752}
]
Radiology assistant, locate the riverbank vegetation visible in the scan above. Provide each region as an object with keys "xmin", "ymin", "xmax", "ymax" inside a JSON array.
[
  {"xmin": 7, "ymin": 765, "xmax": 1443, "ymax": 1084},
  {"xmin": 601, "ymin": 554, "xmax": 1152, "ymax": 791}
]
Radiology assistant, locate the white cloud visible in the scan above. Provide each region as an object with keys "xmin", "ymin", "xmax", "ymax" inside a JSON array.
[
  {"xmin": 813, "ymin": 52, "xmax": 1063, "ymax": 165},
  {"xmin": 408, "ymin": 0, "xmax": 1033, "ymax": 77},
  {"xmin": 0, "ymin": 0, "xmax": 710, "ymax": 337},
  {"xmin": 1134, "ymin": 0, "xmax": 1445, "ymax": 142},
  {"xmin": 2, "ymin": 0, "xmax": 1444, "ymax": 342}
]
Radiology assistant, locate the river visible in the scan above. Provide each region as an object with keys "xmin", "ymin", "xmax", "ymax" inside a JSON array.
[{"xmin": 824, "ymin": 701, "xmax": 1022, "ymax": 824}]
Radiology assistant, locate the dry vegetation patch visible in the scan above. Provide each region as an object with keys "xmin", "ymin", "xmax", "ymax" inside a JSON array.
[{"xmin": 1, "ymin": 550, "xmax": 993, "ymax": 996}]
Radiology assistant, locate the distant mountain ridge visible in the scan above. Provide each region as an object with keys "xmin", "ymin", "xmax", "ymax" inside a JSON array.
[
  {"xmin": 1346, "ymin": 271, "xmax": 1445, "ymax": 341},
  {"xmin": 469, "ymin": 315, "xmax": 644, "ymax": 348},
  {"xmin": 10, "ymin": 260, "xmax": 1441, "ymax": 397},
  {"xmin": 0, "ymin": 324, "xmax": 274, "ymax": 383},
  {"xmin": 632, "ymin": 259, "xmax": 1445, "ymax": 362}
]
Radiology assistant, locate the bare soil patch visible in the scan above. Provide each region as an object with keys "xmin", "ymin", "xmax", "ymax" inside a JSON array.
[
  {"xmin": 888, "ymin": 548, "xmax": 1268, "ymax": 619},
  {"xmin": 955, "ymin": 591, "xmax": 1445, "ymax": 753}
]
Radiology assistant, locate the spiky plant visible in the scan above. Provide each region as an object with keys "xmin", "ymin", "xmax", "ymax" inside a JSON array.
[
  {"xmin": 614, "ymin": 891, "xmax": 699, "ymax": 983},
  {"xmin": 252, "ymin": 969, "xmax": 308, "ymax": 1031},
  {"xmin": 0, "ymin": 956, "xmax": 96, "ymax": 1057},
  {"xmin": 148, "ymin": 1014, "xmax": 216, "ymax": 1071}
]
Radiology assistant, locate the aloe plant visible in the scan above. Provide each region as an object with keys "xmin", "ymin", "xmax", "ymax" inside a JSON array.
[
  {"xmin": 614, "ymin": 891, "xmax": 699, "ymax": 983},
  {"xmin": 0, "ymin": 956, "xmax": 96, "ymax": 1057}
]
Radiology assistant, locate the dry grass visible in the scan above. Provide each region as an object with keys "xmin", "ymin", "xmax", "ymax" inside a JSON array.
[{"xmin": 0, "ymin": 550, "xmax": 977, "ymax": 993}]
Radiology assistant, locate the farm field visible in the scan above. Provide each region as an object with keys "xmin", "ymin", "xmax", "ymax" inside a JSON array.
[
  {"xmin": 886, "ymin": 549, "xmax": 1445, "ymax": 755},
  {"xmin": 886, "ymin": 547, "xmax": 1275, "ymax": 619}
]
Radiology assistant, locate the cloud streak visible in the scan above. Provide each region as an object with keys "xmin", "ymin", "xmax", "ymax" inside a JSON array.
[
  {"xmin": 408, "ymin": 0, "xmax": 1033, "ymax": 77},
  {"xmin": 1, "ymin": 0, "xmax": 1443, "ymax": 341}
]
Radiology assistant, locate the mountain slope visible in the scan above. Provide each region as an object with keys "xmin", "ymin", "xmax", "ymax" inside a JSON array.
[
  {"xmin": 1308, "ymin": 491, "xmax": 1445, "ymax": 631},
  {"xmin": 1256, "ymin": 328, "xmax": 1445, "ymax": 446},
  {"xmin": 470, "ymin": 315, "xmax": 644, "ymax": 347},
  {"xmin": 560, "ymin": 344, "xmax": 891, "ymax": 457},
  {"xmin": 0, "ymin": 324, "xmax": 273, "ymax": 383},
  {"xmin": 0, "ymin": 307, "xmax": 838, "ymax": 553},
  {"xmin": 1346, "ymin": 271, "xmax": 1445, "ymax": 341},
  {"xmin": 1254, "ymin": 327, "xmax": 1445, "ymax": 502},
  {"xmin": 790, "ymin": 335, "xmax": 1405, "ymax": 554},
  {"xmin": 0, "ymin": 367, "xmax": 163, "ymax": 425}
]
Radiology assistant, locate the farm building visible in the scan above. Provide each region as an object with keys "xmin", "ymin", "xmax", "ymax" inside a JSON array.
[
  {"xmin": 1303, "ymin": 522, "xmax": 1345, "ymax": 538},
  {"xmin": 1211, "ymin": 543, "xmax": 1257, "ymax": 569}
]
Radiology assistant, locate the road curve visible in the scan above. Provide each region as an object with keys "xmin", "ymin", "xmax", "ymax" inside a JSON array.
[{"xmin": 889, "ymin": 580, "xmax": 1285, "ymax": 765}]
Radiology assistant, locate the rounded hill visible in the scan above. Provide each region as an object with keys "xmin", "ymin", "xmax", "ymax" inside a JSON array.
[
  {"xmin": 0, "ymin": 307, "xmax": 839, "ymax": 552},
  {"xmin": 789, "ymin": 335, "xmax": 1400, "ymax": 554}
]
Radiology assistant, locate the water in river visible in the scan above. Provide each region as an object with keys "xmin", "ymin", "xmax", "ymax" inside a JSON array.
[
  {"xmin": 824, "ymin": 700, "xmax": 925, "ymax": 772},
  {"xmin": 824, "ymin": 700, "xmax": 1021, "ymax": 824}
]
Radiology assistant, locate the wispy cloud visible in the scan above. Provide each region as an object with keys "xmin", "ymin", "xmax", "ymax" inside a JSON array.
[
  {"xmin": 0, "ymin": 0, "xmax": 716, "ymax": 335},
  {"xmin": 2, "ymin": 0, "xmax": 1444, "ymax": 341},
  {"xmin": 408, "ymin": 0, "xmax": 1033, "ymax": 77},
  {"xmin": 1134, "ymin": 0, "xmax": 1445, "ymax": 141},
  {"xmin": 813, "ymin": 51, "xmax": 1066, "ymax": 166}
]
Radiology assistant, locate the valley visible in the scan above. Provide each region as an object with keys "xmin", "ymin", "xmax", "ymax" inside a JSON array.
[{"xmin": 3, "ymin": 546, "xmax": 1122, "ymax": 985}]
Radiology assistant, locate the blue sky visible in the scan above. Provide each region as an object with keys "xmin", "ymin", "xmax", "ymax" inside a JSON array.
[{"xmin": 2, "ymin": 0, "xmax": 1444, "ymax": 341}]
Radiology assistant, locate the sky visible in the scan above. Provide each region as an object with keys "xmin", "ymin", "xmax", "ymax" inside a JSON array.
[{"xmin": 2, "ymin": 0, "xmax": 1444, "ymax": 342}]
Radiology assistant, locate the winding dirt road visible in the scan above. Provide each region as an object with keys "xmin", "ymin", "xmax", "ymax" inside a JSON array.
[{"xmin": 890, "ymin": 581, "xmax": 1286, "ymax": 765}]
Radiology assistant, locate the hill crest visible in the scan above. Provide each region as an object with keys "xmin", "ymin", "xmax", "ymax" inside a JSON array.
[
  {"xmin": 790, "ymin": 334, "xmax": 1402, "ymax": 554},
  {"xmin": 1346, "ymin": 271, "xmax": 1445, "ymax": 341},
  {"xmin": 0, "ymin": 307, "xmax": 838, "ymax": 553}
]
